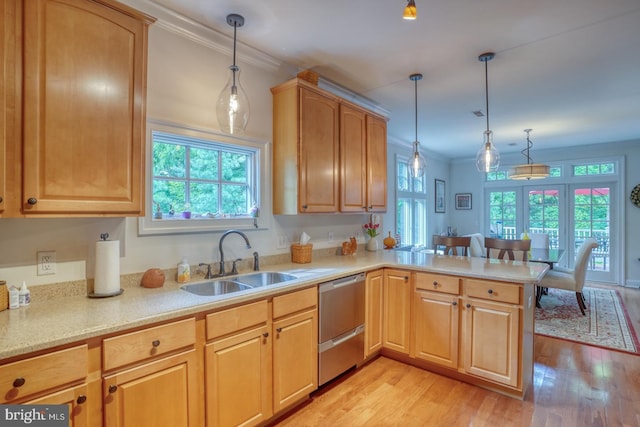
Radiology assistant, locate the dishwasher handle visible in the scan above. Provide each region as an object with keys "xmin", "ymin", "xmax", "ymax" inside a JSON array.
[{"xmin": 318, "ymin": 273, "xmax": 365, "ymax": 293}]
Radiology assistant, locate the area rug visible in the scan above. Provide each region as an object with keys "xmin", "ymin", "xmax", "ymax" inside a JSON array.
[{"xmin": 535, "ymin": 287, "xmax": 640, "ymax": 354}]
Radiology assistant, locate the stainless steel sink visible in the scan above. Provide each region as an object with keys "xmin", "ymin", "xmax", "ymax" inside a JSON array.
[
  {"xmin": 180, "ymin": 272, "xmax": 298, "ymax": 296},
  {"xmin": 233, "ymin": 271, "xmax": 298, "ymax": 287},
  {"xmin": 181, "ymin": 280, "xmax": 253, "ymax": 296}
]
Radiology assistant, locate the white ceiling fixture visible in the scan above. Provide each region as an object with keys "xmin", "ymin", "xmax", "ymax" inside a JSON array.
[
  {"xmin": 408, "ymin": 73, "xmax": 426, "ymax": 178},
  {"xmin": 508, "ymin": 129, "xmax": 550, "ymax": 180},
  {"xmin": 475, "ymin": 52, "xmax": 500, "ymax": 173},
  {"xmin": 403, "ymin": 0, "xmax": 417, "ymax": 20},
  {"xmin": 216, "ymin": 13, "xmax": 249, "ymax": 135}
]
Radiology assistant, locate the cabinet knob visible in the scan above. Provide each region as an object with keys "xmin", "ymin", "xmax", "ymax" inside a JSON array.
[
  {"xmin": 152, "ymin": 339, "xmax": 160, "ymax": 347},
  {"xmin": 466, "ymin": 303, "xmax": 471, "ymax": 308},
  {"xmin": 302, "ymin": 205, "xmax": 308, "ymax": 210},
  {"xmin": 0, "ymin": 196, "xmax": 3, "ymax": 203},
  {"xmin": 276, "ymin": 327, "xmax": 282, "ymax": 333},
  {"xmin": 452, "ymin": 301, "xmax": 457, "ymax": 306},
  {"xmin": 404, "ymin": 276, "xmax": 409, "ymax": 281},
  {"xmin": 76, "ymin": 395, "xmax": 87, "ymax": 405},
  {"xmin": 27, "ymin": 198, "xmax": 38, "ymax": 205},
  {"xmin": 13, "ymin": 377, "xmax": 26, "ymax": 388},
  {"xmin": 487, "ymin": 289, "xmax": 494, "ymax": 295},
  {"xmin": 432, "ymin": 281, "xmax": 438, "ymax": 288},
  {"xmin": 263, "ymin": 332, "xmax": 269, "ymax": 338},
  {"xmin": 108, "ymin": 385, "xmax": 118, "ymax": 394}
]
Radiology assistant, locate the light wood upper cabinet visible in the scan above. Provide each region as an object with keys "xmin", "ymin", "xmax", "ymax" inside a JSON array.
[
  {"xmin": 272, "ymin": 78, "xmax": 387, "ymax": 214},
  {"xmin": 14, "ymin": 0, "xmax": 154, "ymax": 216},
  {"xmin": 272, "ymin": 80, "xmax": 340, "ymax": 214}
]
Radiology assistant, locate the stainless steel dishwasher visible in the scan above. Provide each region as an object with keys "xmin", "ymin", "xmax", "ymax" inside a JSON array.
[{"xmin": 318, "ymin": 272, "xmax": 365, "ymax": 386}]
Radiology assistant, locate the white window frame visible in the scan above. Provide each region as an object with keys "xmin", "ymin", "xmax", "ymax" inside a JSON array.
[
  {"xmin": 138, "ymin": 119, "xmax": 271, "ymax": 236},
  {"xmin": 395, "ymin": 154, "xmax": 428, "ymax": 247}
]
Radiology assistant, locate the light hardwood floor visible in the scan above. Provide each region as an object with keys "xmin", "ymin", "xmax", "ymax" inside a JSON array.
[{"xmin": 272, "ymin": 284, "xmax": 640, "ymax": 427}]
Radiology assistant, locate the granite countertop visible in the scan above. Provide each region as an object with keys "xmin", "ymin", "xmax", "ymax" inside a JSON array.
[{"xmin": 0, "ymin": 251, "xmax": 548, "ymax": 361}]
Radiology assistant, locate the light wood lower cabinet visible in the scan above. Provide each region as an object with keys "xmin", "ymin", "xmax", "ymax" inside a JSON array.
[
  {"xmin": 26, "ymin": 383, "xmax": 95, "ymax": 427},
  {"xmin": 365, "ymin": 269, "xmax": 383, "ymax": 357},
  {"xmin": 102, "ymin": 318, "xmax": 202, "ymax": 427},
  {"xmin": 382, "ymin": 269, "xmax": 411, "ymax": 354},
  {"xmin": 410, "ymin": 272, "xmax": 528, "ymax": 394},
  {"xmin": 205, "ymin": 287, "xmax": 317, "ymax": 426}
]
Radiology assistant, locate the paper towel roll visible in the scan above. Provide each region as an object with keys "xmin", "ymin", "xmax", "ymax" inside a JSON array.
[{"xmin": 94, "ymin": 240, "xmax": 120, "ymax": 295}]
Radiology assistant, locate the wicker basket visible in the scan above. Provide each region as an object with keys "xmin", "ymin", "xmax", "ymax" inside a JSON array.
[
  {"xmin": 291, "ymin": 243, "xmax": 313, "ymax": 264},
  {"xmin": 0, "ymin": 281, "xmax": 7, "ymax": 312}
]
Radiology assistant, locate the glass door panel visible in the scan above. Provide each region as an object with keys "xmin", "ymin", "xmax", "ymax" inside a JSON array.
[
  {"xmin": 570, "ymin": 184, "xmax": 615, "ymax": 282},
  {"xmin": 524, "ymin": 186, "xmax": 564, "ymax": 250}
]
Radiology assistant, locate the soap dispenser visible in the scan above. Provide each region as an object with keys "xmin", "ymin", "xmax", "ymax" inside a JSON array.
[
  {"xmin": 18, "ymin": 281, "xmax": 31, "ymax": 306},
  {"xmin": 177, "ymin": 258, "xmax": 191, "ymax": 284}
]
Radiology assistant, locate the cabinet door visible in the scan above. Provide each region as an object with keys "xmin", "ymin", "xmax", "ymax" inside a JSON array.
[
  {"xmin": 365, "ymin": 269, "xmax": 383, "ymax": 356},
  {"xmin": 205, "ymin": 325, "xmax": 272, "ymax": 427},
  {"xmin": 298, "ymin": 87, "xmax": 339, "ymax": 213},
  {"xmin": 366, "ymin": 115, "xmax": 387, "ymax": 212},
  {"xmin": 461, "ymin": 298, "xmax": 520, "ymax": 387},
  {"xmin": 413, "ymin": 290, "xmax": 459, "ymax": 369},
  {"xmin": 26, "ymin": 383, "xmax": 96, "ymax": 427},
  {"xmin": 103, "ymin": 349, "xmax": 202, "ymax": 427},
  {"xmin": 272, "ymin": 309, "xmax": 317, "ymax": 413},
  {"xmin": 22, "ymin": 0, "xmax": 151, "ymax": 215},
  {"xmin": 340, "ymin": 104, "xmax": 367, "ymax": 212},
  {"xmin": 382, "ymin": 269, "xmax": 411, "ymax": 354}
]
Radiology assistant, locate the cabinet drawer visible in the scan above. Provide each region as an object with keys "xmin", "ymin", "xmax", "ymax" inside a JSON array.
[
  {"xmin": 103, "ymin": 318, "xmax": 195, "ymax": 371},
  {"xmin": 206, "ymin": 299, "xmax": 269, "ymax": 341},
  {"xmin": 464, "ymin": 279, "xmax": 521, "ymax": 305},
  {"xmin": 0, "ymin": 345, "xmax": 88, "ymax": 403},
  {"xmin": 273, "ymin": 287, "xmax": 317, "ymax": 319},
  {"xmin": 415, "ymin": 273, "xmax": 459, "ymax": 294}
]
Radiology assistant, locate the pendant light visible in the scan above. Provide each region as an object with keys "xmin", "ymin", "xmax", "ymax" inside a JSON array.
[
  {"xmin": 403, "ymin": 0, "xmax": 417, "ymax": 20},
  {"xmin": 216, "ymin": 14, "xmax": 249, "ymax": 135},
  {"xmin": 475, "ymin": 52, "xmax": 500, "ymax": 173},
  {"xmin": 508, "ymin": 129, "xmax": 550, "ymax": 180},
  {"xmin": 408, "ymin": 73, "xmax": 426, "ymax": 178}
]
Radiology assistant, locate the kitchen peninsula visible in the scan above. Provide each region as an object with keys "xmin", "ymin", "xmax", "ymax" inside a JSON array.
[{"xmin": 0, "ymin": 251, "xmax": 547, "ymax": 425}]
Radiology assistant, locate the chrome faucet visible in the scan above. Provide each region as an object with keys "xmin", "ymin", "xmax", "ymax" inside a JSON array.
[{"xmin": 218, "ymin": 230, "xmax": 251, "ymax": 276}]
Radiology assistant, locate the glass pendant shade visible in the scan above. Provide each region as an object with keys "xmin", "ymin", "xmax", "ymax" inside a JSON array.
[
  {"xmin": 475, "ymin": 130, "xmax": 500, "ymax": 173},
  {"xmin": 403, "ymin": 0, "xmax": 417, "ymax": 20},
  {"xmin": 408, "ymin": 141, "xmax": 426, "ymax": 178},
  {"xmin": 216, "ymin": 65, "xmax": 249, "ymax": 134}
]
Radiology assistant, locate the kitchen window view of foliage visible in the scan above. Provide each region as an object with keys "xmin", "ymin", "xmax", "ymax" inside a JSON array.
[
  {"xmin": 396, "ymin": 159, "xmax": 427, "ymax": 247},
  {"xmin": 152, "ymin": 131, "xmax": 258, "ymax": 220}
]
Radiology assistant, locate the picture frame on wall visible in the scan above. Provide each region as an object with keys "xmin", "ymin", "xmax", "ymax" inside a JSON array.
[
  {"xmin": 435, "ymin": 179, "xmax": 445, "ymax": 213},
  {"xmin": 455, "ymin": 193, "xmax": 472, "ymax": 210}
]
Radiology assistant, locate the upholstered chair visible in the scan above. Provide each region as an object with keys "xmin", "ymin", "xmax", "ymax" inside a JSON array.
[{"xmin": 538, "ymin": 238, "xmax": 598, "ymax": 315}]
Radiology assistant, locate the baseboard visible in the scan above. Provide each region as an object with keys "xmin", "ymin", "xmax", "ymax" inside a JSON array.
[{"xmin": 625, "ymin": 280, "xmax": 640, "ymax": 288}]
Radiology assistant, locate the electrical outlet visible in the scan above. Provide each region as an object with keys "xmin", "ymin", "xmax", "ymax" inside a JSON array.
[
  {"xmin": 327, "ymin": 231, "xmax": 334, "ymax": 242},
  {"xmin": 37, "ymin": 251, "xmax": 57, "ymax": 275},
  {"xmin": 277, "ymin": 235, "xmax": 288, "ymax": 249}
]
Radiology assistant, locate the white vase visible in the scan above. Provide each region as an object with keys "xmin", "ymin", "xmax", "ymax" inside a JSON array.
[{"xmin": 366, "ymin": 237, "xmax": 379, "ymax": 252}]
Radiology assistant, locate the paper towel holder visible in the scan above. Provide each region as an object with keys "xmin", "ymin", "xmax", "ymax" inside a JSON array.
[{"xmin": 88, "ymin": 232, "xmax": 124, "ymax": 298}]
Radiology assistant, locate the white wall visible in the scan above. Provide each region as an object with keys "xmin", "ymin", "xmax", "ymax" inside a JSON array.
[{"xmin": 449, "ymin": 139, "xmax": 640, "ymax": 286}]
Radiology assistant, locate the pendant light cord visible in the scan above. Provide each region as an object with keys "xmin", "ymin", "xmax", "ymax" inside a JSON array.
[
  {"xmin": 484, "ymin": 59, "xmax": 489, "ymax": 132},
  {"xmin": 414, "ymin": 77, "xmax": 418, "ymax": 143},
  {"xmin": 232, "ymin": 22, "xmax": 238, "ymax": 88}
]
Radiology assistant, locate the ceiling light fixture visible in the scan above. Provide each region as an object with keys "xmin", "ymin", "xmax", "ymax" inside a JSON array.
[
  {"xmin": 475, "ymin": 52, "xmax": 500, "ymax": 173},
  {"xmin": 403, "ymin": 0, "xmax": 417, "ymax": 20},
  {"xmin": 408, "ymin": 73, "xmax": 426, "ymax": 178},
  {"xmin": 508, "ymin": 129, "xmax": 550, "ymax": 180},
  {"xmin": 216, "ymin": 14, "xmax": 249, "ymax": 135}
]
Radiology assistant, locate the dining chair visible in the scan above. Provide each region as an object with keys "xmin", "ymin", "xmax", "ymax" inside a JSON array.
[
  {"xmin": 432, "ymin": 235, "xmax": 472, "ymax": 256},
  {"xmin": 464, "ymin": 233, "xmax": 485, "ymax": 257},
  {"xmin": 538, "ymin": 238, "xmax": 598, "ymax": 315},
  {"xmin": 521, "ymin": 232, "xmax": 549, "ymax": 249},
  {"xmin": 484, "ymin": 237, "xmax": 531, "ymax": 261}
]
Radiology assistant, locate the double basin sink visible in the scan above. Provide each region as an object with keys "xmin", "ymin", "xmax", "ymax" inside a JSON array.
[{"xmin": 181, "ymin": 271, "xmax": 298, "ymax": 297}]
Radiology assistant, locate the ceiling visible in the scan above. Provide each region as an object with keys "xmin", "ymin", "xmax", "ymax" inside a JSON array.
[{"xmin": 147, "ymin": 0, "xmax": 640, "ymax": 160}]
